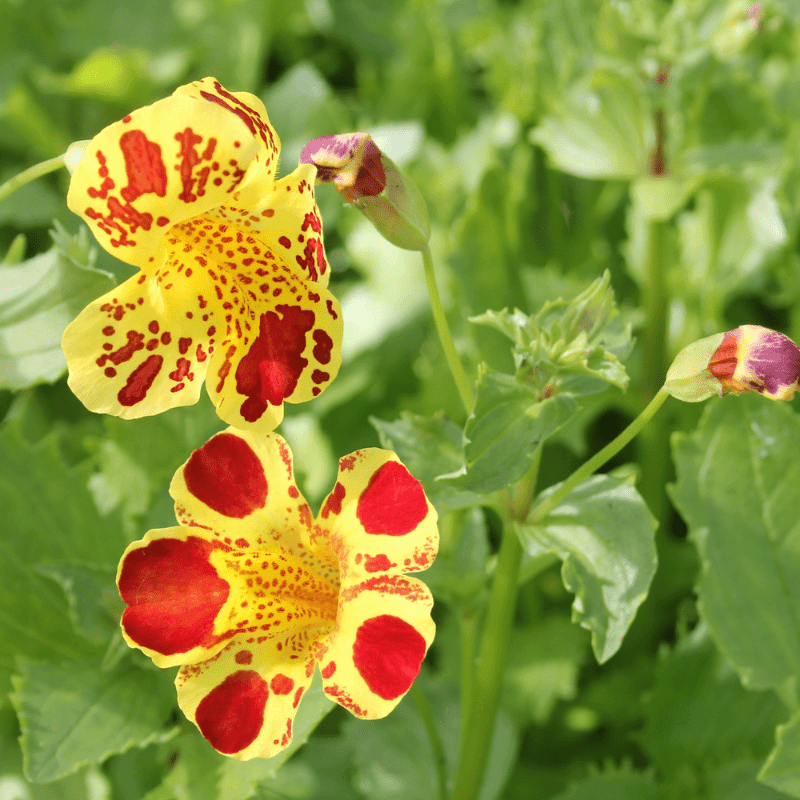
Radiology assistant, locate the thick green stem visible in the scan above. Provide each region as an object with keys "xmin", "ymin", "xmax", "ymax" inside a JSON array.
[
  {"xmin": 411, "ymin": 682, "xmax": 448, "ymax": 800},
  {"xmin": 420, "ymin": 245, "xmax": 474, "ymax": 414},
  {"xmin": 529, "ymin": 387, "xmax": 670, "ymax": 525},
  {"xmin": 451, "ymin": 451, "xmax": 540, "ymax": 800},
  {"xmin": 0, "ymin": 155, "xmax": 67, "ymax": 205}
]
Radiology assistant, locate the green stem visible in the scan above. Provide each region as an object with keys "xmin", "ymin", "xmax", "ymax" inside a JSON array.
[
  {"xmin": 529, "ymin": 387, "xmax": 670, "ymax": 525},
  {"xmin": 450, "ymin": 452, "xmax": 541, "ymax": 800},
  {"xmin": 420, "ymin": 245, "xmax": 474, "ymax": 414},
  {"xmin": 411, "ymin": 682, "xmax": 448, "ymax": 800},
  {"xmin": 457, "ymin": 608, "xmax": 478, "ymax": 761},
  {"xmin": 0, "ymin": 155, "xmax": 67, "ymax": 205}
]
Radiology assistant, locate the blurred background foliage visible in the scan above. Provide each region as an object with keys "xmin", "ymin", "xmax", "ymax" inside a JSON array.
[{"xmin": 1, "ymin": 0, "xmax": 800, "ymax": 798}]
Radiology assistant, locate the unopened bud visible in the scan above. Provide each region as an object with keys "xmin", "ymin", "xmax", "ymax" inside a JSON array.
[{"xmin": 301, "ymin": 133, "xmax": 430, "ymax": 251}]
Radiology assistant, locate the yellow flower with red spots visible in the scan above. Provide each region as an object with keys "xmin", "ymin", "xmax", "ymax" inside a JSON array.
[
  {"xmin": 116, "ymin": 428, "xmax": 438, "ymax": 759},
  {"xmin": 62, "ymin": 78, "xmax": 342, "ymax": 432},
  {"xmin": 665, "ymin": 325, "xmax": 800, "ymax": 403}
]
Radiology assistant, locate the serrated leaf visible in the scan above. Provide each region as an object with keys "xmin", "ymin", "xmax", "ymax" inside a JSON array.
[
  {"xmin": 0, "ymin": 223, "xmax": 114, "ymax": 391},
  {"xmin": 550, "ymin": 766, "xmax": 664, "ymax": 800},
  {"xmin": 760, "ymin": 710, "xmax": 800, "ymax": 798},
  {"xmin": 143, "ymin": 672, "xmax": 333, "ymax": 800},
  {"xmin": 517, "ymin": 474, "xmax": 657, "ymax": 663},
  {"xmin": 636, "ymin": 624, "xmax": 784, "ymax": 779},
  {"xmin": 441, "ymin": 368, "xmax": 579, "ymax": 495},
  {"xmin": 370, "ymin": 412, "xmax": 481, "ymax": 511},
  {"xmin": 12, "ymin": 658, "xmax": 178, "ymax": 782},
  {"xmin": 0, "ymin": 424, "xmax": 127, "ymax": 684},
  {"xmin": 670, "ymin": 396, "xmax": 800, "ymax": 691}
]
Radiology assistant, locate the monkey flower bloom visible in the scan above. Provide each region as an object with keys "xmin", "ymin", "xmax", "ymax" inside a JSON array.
[
  {"xmin": 63, "ymin": 78, "xmax": 342, "ymax": 432},
  {"xmin": 117, "ymin": 428, "xmax": 438, "ymax": 759},
  {"xmin": 300, "ymin": 133, "xmax": 430, "ymax": 251},
  {"xmin": 665, "ymin": 324, "xmax": 800, "ymax": 402}
]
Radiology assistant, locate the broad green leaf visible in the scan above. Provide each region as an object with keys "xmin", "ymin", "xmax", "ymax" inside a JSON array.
[
  {"xmin": 517, "ymin": 474, "xmax": 657, "ymax": 663},
  {"xmin": 503, "ymin": 616, "xmax": 588, "ymax": 725},
  {"xmin": 144, "ymin": 672, "xmax": 333, "ymax": 800},
  {"xmin": 636, "ymin": 624, "xmax": 784, "ymax": 779},
  {"xmin": 530, "ymin": 72, "xmax": 648, "ymax": 180},
  {"xmin": 670, "ymin": 396, "xmax": 800, "ymax": 691},
  {"xmin": 760, "ymin": 710, "xmax": 800, "ymax": 798},
  {"xmin": 441, "ymin": 367, "xmax": 578, "ymax": 495},
  {"xmin": 550, "ymin": 766, "xmax": 664, "ymax": 800},
  {"xmin": 708, "ymin": 759, "xmax": 791, "ymax": 800},
  {"xmin": 370, "ymin": 412, "xmax": 482, "ymax": 511},
  {"xmin": 11, "ymin": 658, "xmax": 178, "ymax": 782},
  {"xmin": 0, "ymin": 224, "xmax": 114, "ymax": 391},
  {"xmin": 0, "ymin": 424, "xmax": 127, "ymax": 688}
]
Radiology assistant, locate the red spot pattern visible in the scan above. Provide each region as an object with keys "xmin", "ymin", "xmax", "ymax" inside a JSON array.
[
  {"xmin": 118, "ymin": 130, "xmax": 167, "ymax": 203},
  {"xmin": 235, "ymin": 305, "xmax": 315, "ymax": 422},
  {"xmin": 312, "ymin": 330, "xmax": 333, "ymax": 364},
  {"xmin": 270, "ymin": 674, "xmax": 295, "ymax": 695},
  {"xmin": 195, "ymin": 670, "xmax": 268, "ymax": 754},
  {"xmin": 364, "ymin": 554, "xmax": 395, "ymax": 573},
  {"xmin": 321, "ymin": 661, "xmax": 336, "ymax": 679},
  {"xmin": 352, "ymin": 615, "xmax": 426, "ymax": 700},
  {"xmin": 235, "ymin": 650, "xmax": 253, "ymax": 664},
  {"xmin": 119, "ymin": 536, "xmax": 229, "ymax": 655},
  {"xmin": 117, "ymin": 354, "xmax": 163, "ymax": 406},
  {"xmin": 321, "ymin": 482, "xmax": 346, "ymax": 519},
  {"xmin": 357, "ymin": 462, "xmax": 428, "ymax": 536},
  {"xmin": 184, "ymin": 433, "xmax": 268, "ymax": 518}
]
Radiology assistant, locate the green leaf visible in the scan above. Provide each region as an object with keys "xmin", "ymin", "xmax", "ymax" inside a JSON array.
[
  {"xmin": 530, "ymin": 72, "xmax": 648, "ymax": 180},
  {"xmin": 11, "ymin": 658, "xmax": 178, "ymax": 782},
  {"xmin": 517, "ymin": 474, "xmax": 658, "ymax": 663},
  {"xmin": 707, "ymin": 759, "xmax": 791, "ymax": 800},
  {"xmin": 636, "ymin": 624, "xmax": 784, "ymax": 779},
  {"xmin": 441, "ymin": 367, "xmax": 578, "ymax": 494},
  {"xmin": 0, "ymin": 424, "xmax": 127, "ymax": 686},
  {"xmin": 550, "ymin": 765, "xmax": 664, "ymax": 800},
  {"xmin": 370, "ymin": 412, "xmax": 482, "ymax": 512},
  {"xmin": 760, "ymin": 710, "xmax": 800, "ymax": 798},
  {"xmin": 0, "ymin": 223, "xmax": 114, "ymax": 391},
  {"xmin": 670, "ymin": 395, "xmax": 800, "ymax": 691},
  {"xmin": 144, "ymin": 672, "xmax": 333, "ymax": 800}
]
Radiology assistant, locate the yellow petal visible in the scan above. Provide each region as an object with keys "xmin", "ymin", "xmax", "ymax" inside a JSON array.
[
  {"xmin": 317, "ymin": 449, "xmax": 438, "ymax": 584},
  {"xmin": 177, "ymin": 634, "xmax": 318, "ymax": 759},
  {"xmin": 315, "ymin": 575, "xmax": 435, "ymax": 719},
  {"xmin": 62, "ymin": 269, "xmax": 214, "ymax": 418},
  {"xmin": 67, "ymin": 77, "xmax": 279, "ymax": 268}
]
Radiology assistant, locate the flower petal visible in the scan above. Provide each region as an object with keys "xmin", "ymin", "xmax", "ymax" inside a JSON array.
[
  {"xmin": 176, "ymin": 633, "xmax": 317, "ymax": 759},
  {"xmin": 230, "ymin": 165, "xmax": 332, "ymax": 288},
  {"xmin": 62, "ymin": 271, "xmax": 215, "ymax": 418},
  {"xmin": 67, "ymin": 77, "xmax": 279, "ymax": 268},
  {"xmin": 317, "ymin": 450, "xmax": 438, "ymax": 582},
  {"xmin": 117, "ymin": 527, "xmax": 235, "ymax": 668},
  {"xmin": 203, "ymin": 250, "xmax": 342, "ymax": 433},
  {"xmin": 315, "ymin": 575, "xmax": 434, "ymax": 719}
]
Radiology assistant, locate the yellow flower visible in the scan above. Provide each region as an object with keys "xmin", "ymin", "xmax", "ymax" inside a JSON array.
[
  {"xmin": 117, "ymin": 428, "xmax": 438, "ymax": 759},
  {"xmin": 63, "ymin": 78, "xmax": 342, "ymax": 432}
]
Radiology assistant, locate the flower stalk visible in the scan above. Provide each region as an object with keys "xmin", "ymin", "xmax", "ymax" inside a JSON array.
[{"xmin": 0, "ymin": 154, "xmax": 66, "ymax": 205}]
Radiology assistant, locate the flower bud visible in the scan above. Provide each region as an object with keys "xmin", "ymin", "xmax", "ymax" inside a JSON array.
[
  {"xmin": 64, "ymin": 140, "xmax": 90, "ymax": 174},
  {"xmin": 301, "ymin": 133, "xmax": 430, "ymax": 251},
  {"xmin": 665, "ymin": 325, "xmax": 800, "ymax": 403}
]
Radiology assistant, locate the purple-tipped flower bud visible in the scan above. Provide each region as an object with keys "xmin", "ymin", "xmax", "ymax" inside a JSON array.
[
  {"xmin": 665, "ymin": 325, "xmax": 800, "ymax": 402},
  {"xmin": 301, "ymin": 133, "xmax": 430, "ymax": 251}
]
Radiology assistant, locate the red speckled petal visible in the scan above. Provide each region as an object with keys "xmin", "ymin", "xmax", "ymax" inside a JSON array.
[
  {"xmin": 315, "ymin": 575, "xmax": 434, "ymax": 719},
  {"xmin": 229, "ymin": 165, "xmax": 331, "ymax": 288},
  {"xmin": 117, "ymin": 527, "xmax": 235, "ymax": 668},
  {"xmin": 316, "ymin": 449, "xmax": 438, "ymax": 584},
  {"xmin": 176, "ymin": 630, "xmax": 318, "ymax": 759},
  {"xmin": 203, "ymin": 246, "xmax": 342, "ymax": 434},
  {"xmin": 62, "ymin": 270, "xmax": 215, "ymax": 419},
  {"xmin": 171, "ymin": 430, "xmax": 337, "ymax": 580},
  {"xmin": 67, "ymin": 77, "xmax": 279, "ymax": 269}
]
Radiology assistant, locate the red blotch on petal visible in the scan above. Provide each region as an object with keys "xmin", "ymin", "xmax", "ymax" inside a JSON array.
[
  {"xmin": 235, "ymin": 650, "xmax": 253, "ymax": 664},
  {"xmin": 312, "ymin": 329, "xmax": 333, "ymax": 365},
  {"xmin": 356, "ymin": 461, "xmax": 427, "ymax": 536},
  {"xmin": 708, "ymin": 330, "xmax": 739, "ymax": 385},
  {"xmin": 270, "ymin": 674, "xmax": 295, "ymax": 695},
  {"xmin": 352, "ymin": 615, "xmax": 426, "ymax": 700},
  {"xmin": 235, "ymin": 305, "xmax": 315, "ymax": 422},
  {"xmin": 364, "ymin": 554, "xmax": 394, "ymax": 573},
  {"xmin": 117, "ymin": 354, "xmax": 163, "ymax": 406},
  {"xmin": 119, "ymin": 130, "xmax": 167, "ymax": 203},
  {"xmin": 195, "ymin": 670, "xmax": 268, "ymax": 754},
  {"xmin": 119, "ymin": 536, "xmax": 229, "ymax": 655},
  {"xmin": 321, "ymin": 661, "xmax": 336, "ymax": 679},
  {"xmin": 321, "ymin": 482, "xmax": 345, "ymax": 519},
  {"xmin": 184, "ymin": 432, "xmax": 267, "ymax": 517}
]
